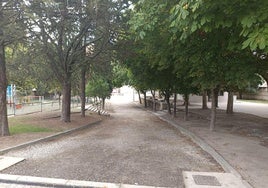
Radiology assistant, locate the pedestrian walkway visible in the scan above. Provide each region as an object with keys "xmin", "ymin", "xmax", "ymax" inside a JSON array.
[
  {"xmin": 153, "ymin": 100, "xmax": 268, "ymax": 188},
  {"xmin": 226, "ymin": 100, "xmax": 268, "ymax": 118},
  {"xmin": 195, "ymin": 100, "xmax": 268, "ymax": 118}
]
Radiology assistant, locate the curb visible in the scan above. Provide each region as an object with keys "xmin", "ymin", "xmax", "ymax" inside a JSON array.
[
  {"xmin": 153, "ymin": 112, "xmax": 253, "ymax": 188},
  {"xmin": 0, "ymin": 120, "xmax": 102, "ymax": 155},
  {"xmin": 0, "ymin": 174, "xmax": 166, "ymax": 188}
]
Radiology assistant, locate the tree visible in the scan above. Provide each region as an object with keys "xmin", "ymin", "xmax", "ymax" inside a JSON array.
[
  {"xmin": 25, "ymin": 0, "xmax": 112, "ymax": 122},
  {"xmin": 86, "ymin": 76, "xmax": 112, "ymax": 110},
  {"xmin": 169, "ymin": 0, "xmax": 267, "ymax": 130},
  {"xmin": 6, "ymin": 44, "xmax": 58, "ymax": 96},
  {"xmin": 128, "ymin": 0, "xmax": 200, "ymax": 118},
  {"xmin": 112, "ymin": 62, "xmax": 129, "ymax": 88},
  {"xmin": 0, "ymin": 0, "xmax": 25, "ymax": 136},
  {"xmin": 126, "ymin": 0, "xmax": 266, "ymax": 131},
  {"xmin": 222, "ymin": 52, "xmax": 262, "ymax": 114}
]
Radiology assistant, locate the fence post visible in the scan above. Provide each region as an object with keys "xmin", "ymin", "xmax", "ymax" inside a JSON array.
[
  {"xmin": 13, "ymin": 95, "xmax": 16, "ymax": 115},
  {"xmin": 40, "ymin": 96, "xmax": 43, "ymax": 112}
]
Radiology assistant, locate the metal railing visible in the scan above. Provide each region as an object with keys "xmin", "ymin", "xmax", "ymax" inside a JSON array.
[{"xmin": 7, "ymin": 96, "xmax": 81, "ymax": 116}]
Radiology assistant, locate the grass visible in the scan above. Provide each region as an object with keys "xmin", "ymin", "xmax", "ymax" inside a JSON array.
[
  {"xmin": 9, "ymin": 124, "xmax": 53, "ymax": 135},
  {"xmin": 8, "ymin": 116, "xmax": 53, "ymax": 135}
]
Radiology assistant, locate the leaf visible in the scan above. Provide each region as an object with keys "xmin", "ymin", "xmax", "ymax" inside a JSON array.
[
  {"xmin": 258, "ymin": 36, "xmax": 266, "ymax": 50},
  {"xmin": 242, "ymin": 38, "xmax": 251, "ymax": 49},
  {"xmin": 192, "ymin": 3, "xmax": 199, "ymax": 12},
  {"xmin": 191, "ymin": 22, "xmax": 198, "ymax": 32},
  {"xmin": 139, "ymin": 31, "xmax": 146, "ymax": 39},
  {"xmin": 241, "ymin": 16, "xmax": 256, "ymax": 28},
  {"xmin": 181, "ymin": 10, "xmax": 189, "ymax": 20},
  {"xmin": 201, "ymin": 17, "xmax": 206, "ymax": 25}
]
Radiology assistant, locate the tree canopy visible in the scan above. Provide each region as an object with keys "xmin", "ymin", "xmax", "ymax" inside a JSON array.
[
  {"xmin": 1, "ymin": 0, "xmax": 267, "ymax": 136},
  {"xmin": 124, "ymin": 0, "xmax": 267, "ymax": 130}
]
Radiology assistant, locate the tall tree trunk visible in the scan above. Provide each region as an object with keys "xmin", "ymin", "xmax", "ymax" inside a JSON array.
[
  {"xmin": 61, "ymin": 80, "xmax": 71, "ymax": 122},
  {"xmin": 80, "ymin": 68, "xmax": 86, "ymax": 117},
  {"xmin": 226, "ymin": 91, "xmax": 234, "ymax": 114},
  {"xmin": 151, "ymin": 90, "xmax": 156, "ymax": 111},
  {"xmin": 0, "ymin": 42, "xmax": 10, "ymax": 136},
  {"xmin": 102, "ymin": 97, "xmax": 105, "ymax": 110},
  {"xmin": 238, "ymin": 91, "xmax": 243, "ymax": 99},
  {"xmin": 210, "ymin": 88, "xmax": 217, "ymax": 131},
  {"xmin": 214, "ymin": 87, "xmax": 219, "ymax": 108},
  {"xmin": 0, "ymin": 4, "xmax": 9, "ymax": 136},
  {"xmin": 184, "ymin": 94, "xmax": 189, "ymax": 121},
  {"xmin": 143, "ymin": 91, "xmax": 147, "ymax": 108},
  {"xmin": 137, "ymin": 90, "xmax": 142, "ymax": 104},
  {"xmin": 58, "ymin": 92, "xmax": 61, "ymax": 109},
  {"xmin": 202, "ymin": 90, "xmax": 208, "ymax": 109},
  {"xmin": 165, "ymin": 91, "xmax": 171, "ymax": 115},
  {"xmin": 173, "ymin": 93, "xmax": 177, "ymax": 118},
  {"xmin": 141, "ymin": 91, "xmax": 148, "ymax": 108}
]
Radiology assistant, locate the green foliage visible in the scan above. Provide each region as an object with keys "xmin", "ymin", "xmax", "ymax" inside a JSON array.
[
  {"xmin": 112, "ymin": 62, "xmax": 130, "ymax": 88},
  {"xmin": 0, "ymin": 1, "xmax": 26, "ymax": 46},
  {"xmin": 6, "ymin": 44, "xmax": 58, "ymax": 96},
  {"xmin": 86, "ymin": 76, "xmax": 113, "ymax": 100},
  {"xmin": 124, "ymin": 0, "xmax": 266, "ymax": 105},
  {"xmin": 170, "ymin": 0, "xmax": 268, "ymax": 52}
]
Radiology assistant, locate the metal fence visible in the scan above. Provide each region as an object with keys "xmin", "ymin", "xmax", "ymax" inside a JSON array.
[{"xmin": 7, "ymin": 96, "xmax": 81, "ymax": 116}]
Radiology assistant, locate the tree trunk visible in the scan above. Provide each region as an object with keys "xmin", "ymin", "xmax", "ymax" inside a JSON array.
[
  {"xmin": 80, "ymin": 68, "xmax": 86, "ymax": 117},
  {"xmin": 0, "ymin": 42, "xmax": 10, "ymax": 136},
  {"xmin": 58, "ymin": 92, "xmax": 61, "ymax": 109},
  {"xmin": 165, "ymin": 91, "xmax": 171, "ymax": 115},
  {"xmin": 137, "ymin": 90, "xmax": 142, "ymax": 104},
  {"xmin": 214, "ymin": 87, "xmax": 219, "ymax": 108},
  {"xmin": 202, "ymin": 90, "xmax": 208, "ymax": 109},
  {"xmin": 173, "ymin": 93, "xmax": 177, "ymax": 118},
  {"xmin": 151, "ymin": 90, "xmax": 156, "ymax": 111},
  {"xmin": 143, "ymin": 91, "xmax": 147, "ymax": 108},
  {"xmin": 210, "ymin": 88, "xmax": 217, "ymax": 131},
  {"xmin": 207, "ymin": 90, "xmax": 211, "ymax": 102},
  {"xmin": 238, "ymin": 91, "xmax": 243, "ymax": 99},
  {"xmin": 184, "ymin": 94, "xmax": 189, "ymax": 121},
  {"xmin": 226, "ymin": 91, "xmax": 234, "ymax": 114},
  {"xmin": 102, "ymin": 97, "xmax": 105, "ymax": 110},
  {"xmin": 61, "ymin": 80, "xmax": 71, "ymax": 122}
]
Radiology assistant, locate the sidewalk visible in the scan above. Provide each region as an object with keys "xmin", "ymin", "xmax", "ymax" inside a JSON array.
[
  {"xmin": 216, "ymin": 100, "xmax": 268, "ymax": 118},
  {"xmin": 155, "ymin": 101, "xmax": 268, "ymax": 188}
]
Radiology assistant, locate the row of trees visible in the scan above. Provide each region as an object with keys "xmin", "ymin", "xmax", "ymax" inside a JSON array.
[
  {"xmin": 0, "ymin": 0, "xmax": 131, "ymax": 136},
  {"xmin": 1, "ymin": 0, "xmax": 267, "ymax": 135},
  {"xmin": 120, "ymin": 0, "xmax": 267, "ymax": 130}
]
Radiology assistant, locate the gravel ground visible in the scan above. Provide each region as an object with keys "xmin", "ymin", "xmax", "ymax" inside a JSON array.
[{"xmin": 2, "ymin": 98, "xmax": 222, "ymax": 187}]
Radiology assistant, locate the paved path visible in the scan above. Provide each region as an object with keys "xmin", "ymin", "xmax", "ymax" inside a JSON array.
[
  {"xmin": 218, "ymin": 100, "xmax": 268, "ymax": 118},
  {"xmin": 192, "ymin": 100, "xmax": 268, "ymax": 118},
  {"xmin": 168, "ymin": 100, "xmax": 268, "ymax": 188},
  {"xmin": 1, "ymin": 97, "xmax": 221, "ymax": 187}
]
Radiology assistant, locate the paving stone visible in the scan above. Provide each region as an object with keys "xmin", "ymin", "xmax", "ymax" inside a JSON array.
[{"xmin": 0, "ymin": 156, "xmax": 24, "ymax": 171}]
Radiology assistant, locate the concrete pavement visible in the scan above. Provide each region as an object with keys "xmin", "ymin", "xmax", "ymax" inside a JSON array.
[
  {"xmin": 159, "ymin": 99, "xmax": 268, "ymax": 188},
  {"xmin": 217, "ymin": 100, "xmax": 268, "ymax": 118}
]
